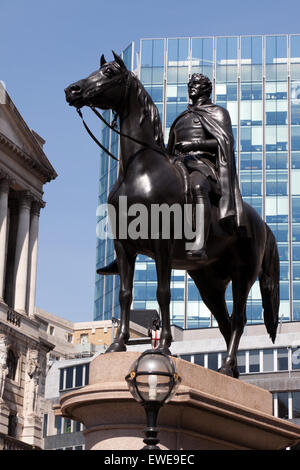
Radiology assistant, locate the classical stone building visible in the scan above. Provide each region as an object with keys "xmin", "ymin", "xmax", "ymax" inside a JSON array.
[{"xmin": 0, "ymin": 84, "xmax": 57, "ymax": 449}]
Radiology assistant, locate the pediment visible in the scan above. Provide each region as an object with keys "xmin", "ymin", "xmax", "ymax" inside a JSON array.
[{"xmin": 0, "ymin": 90, "xmax": 57, "ymax": 183}]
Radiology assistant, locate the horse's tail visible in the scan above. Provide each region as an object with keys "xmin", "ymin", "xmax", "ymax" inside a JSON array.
[{"xmin": 259, "ymin": 224, "xmax": 280, "ymax": 343}]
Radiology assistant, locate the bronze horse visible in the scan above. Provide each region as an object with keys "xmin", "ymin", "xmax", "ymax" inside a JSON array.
[{"xmin": 65, "ymin": 52, "xmax": 279, "ymax": 378}]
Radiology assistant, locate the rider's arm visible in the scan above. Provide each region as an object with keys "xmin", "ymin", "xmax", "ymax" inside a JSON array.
[
  {"xmin": 189, "ymin": 138, "xmax": 218, "ymax": 153},
  {"xmin": 175, "ymin": 138, "xmax": 218, "ymax": 154}
]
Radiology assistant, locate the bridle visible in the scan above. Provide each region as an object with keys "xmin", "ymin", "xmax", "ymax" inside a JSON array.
[{"xmin": 75, "ymin": 69, "xmax": 168, "ymax": 162}]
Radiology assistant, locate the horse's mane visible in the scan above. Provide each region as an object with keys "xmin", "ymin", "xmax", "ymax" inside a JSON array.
[{"xmin": 129, "ymin": 72, "xmax": 165, "ymax": 150}]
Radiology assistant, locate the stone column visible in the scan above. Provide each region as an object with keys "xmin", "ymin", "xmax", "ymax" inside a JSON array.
[
  {"xmin": 0, "ymin": 179, "xmax": 10, "ymax": 301},
  {"xmin": 13, "ymin": 191, "xmax": 32, "ymax": 313},
  {"xmin": 27, "ymin": 200, "xmax": 44, "ymax": 317}
]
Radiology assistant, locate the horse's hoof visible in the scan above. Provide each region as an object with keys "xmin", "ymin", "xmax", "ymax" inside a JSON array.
[
  {"xmin": 218, "ymin": 366, "xmax": 234, "ymax": 377},
  {"xmin": 233, "ymin": 366, "xmax": 240, "ymax": 379},
  {"xmin": 218, "ymin": 365, "xmax": 239, "ymax": 378},
  {"xmin": 105, "ymin": 341, "xmax": 127, "ymax": 353},
  {"xmin": 157, "ymin": 346, "xmax": 172, "ymax": 356},
  {"xmin": 157, "ymin": 338, "xmax": 172, "ymax": 356}
]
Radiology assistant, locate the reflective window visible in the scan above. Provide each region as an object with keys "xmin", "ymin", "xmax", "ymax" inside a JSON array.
[
  {"xmin": 237, "ymin": 351, "xmax": 246, "ymax": 374},
  {"xmin": 180, "ymin": 355, "xmax": 191, "ymax": 362},
  {"xmin": 188, "ymin": 283, "xmax": 200, "ymax": 301},
  {"xmin": 293, "ymin": 302, "xmax": 300, "ymax": 321},
  {"xmin": 241, "ymin": 83, "xmax": 262, "ymax": 100},
  {"xmin": 265, "ymin": 36, "xmax": 287, "ymax": 81},
  {"xmin": 293, "ymin": 197, "xmax": 300, "ymax": 222},
  {"xmin": 55, "ymin": 416, "xmax": 62, "ymax": 435},
  {"xmin": 291, "ymin": 35, "xmax": 300, "ymax": 79},
  {"xmin": 7, "ymin": 349, "xmax": 18, "ymax": 381},
  {"xmin": 43, "ymin": 414, "xmax": 48, "ymax": 438},
  {"xmin": 167, "ymin": 38, "xmax": 189, "ymax": 85},
  {"xmin": 241, "ymin": 36, "xmax": 262, "ymax": 82},
  {"xmin": 59, "ymin": 364, "xmax": 89, "ymax": 391},
  {"xmin": 75, "ymin": 365, "xmax": 83, "ymax": 388},
  {"xmin": 191, "ymin": 37, "xmax": 214, "ymax": 79},
  {"xmin": 293, "ymin": 282, "xmax": 300, "ymax": 299},
  {"xmin": 194, "ymin": 353, "xmax": 205, "ymax": 366},
  {"xmin": 277, "ymin": 348, "xmax": 289, "ymax": 370},
  {"xmin": 216, "ymin": 37, "xmax": 238, "ymax": 82},
  {"xmin": 280, "ymin": 282, "xmax": 289, "ymax": 299},
  {"xmin": 249, "ymin": 350, "xmax": 260, "ymax": 372},
  {"xmin": 277, "ymin": 392, "xmax": 289, "ymax": 419},
  {"xmin": 266, "ymin": 153, "xmax": 287, "ymax": 169},
  {"xmin": 66, "ymin": 367, "xmax": 73, "ymax": 389},
  {"xmin": 263, "ymin": 349, "xmax": 274, "ymax": 372},
  {"xmin": 207, "ymin": 353, "xmax": 218, "ymax": 371},
  {"xmin": 292, "ymin": 392, "xmax": 300, "ymax": 418},
  {"xmin": 64, "ymin": 418, "xmax": 72, "ymax": 434},
  {"xmin": 292, "ymin": 347, "xmax": 300, "ymax": 370}
]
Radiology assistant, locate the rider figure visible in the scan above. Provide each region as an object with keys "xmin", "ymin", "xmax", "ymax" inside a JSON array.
[{"xmin": 167, "ymin": 73, "xmax": 246, "ymax": 260}]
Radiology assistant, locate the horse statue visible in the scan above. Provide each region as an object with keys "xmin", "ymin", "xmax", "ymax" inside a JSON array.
[{"xmin": 65, "ymin": 52, "xmax": 279, "ymax": 378}]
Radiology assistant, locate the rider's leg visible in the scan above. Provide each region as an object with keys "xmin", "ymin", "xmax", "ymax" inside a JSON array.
[
  {"xmin": 97, "ymin": 259, "xmax": 119, "ymax": 276},
  {"xmin": 186, "ymin": 172, "xmax": 211, "ymax": 260}
]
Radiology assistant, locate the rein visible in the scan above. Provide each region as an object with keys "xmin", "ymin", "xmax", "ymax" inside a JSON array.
[
  {"xmin": 76, "ymin": 108, "xmax": 119, "ymax": 161},
  {"xmin": 76, "ymin": 105, "xmax": 168, "ymax": 162}
]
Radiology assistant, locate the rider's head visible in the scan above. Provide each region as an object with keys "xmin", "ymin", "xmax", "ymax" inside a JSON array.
[{"xmin": 188, "ymin": 73, "xmax": 212, "ymax": 101}]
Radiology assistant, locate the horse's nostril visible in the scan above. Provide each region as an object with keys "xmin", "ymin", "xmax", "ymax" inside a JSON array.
[{"xmin": 70, "ymin": 85, "xmax": 81, "ymax": 94}]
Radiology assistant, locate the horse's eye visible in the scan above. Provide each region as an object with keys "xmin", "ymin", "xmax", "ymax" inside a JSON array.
[{"xmin": 104, "ymin": 69, "xmax": 113, "ymax": 78}]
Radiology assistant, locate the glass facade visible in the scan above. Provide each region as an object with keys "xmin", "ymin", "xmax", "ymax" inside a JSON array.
[{"xmin": 94, "ymin": 35, "xmax": 300, "ymax": 329}]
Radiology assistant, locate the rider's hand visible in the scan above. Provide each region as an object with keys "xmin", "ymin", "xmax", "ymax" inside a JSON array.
[{"xmin": 175, "ymin": 141, "xmax": 194, "ymax": 152}]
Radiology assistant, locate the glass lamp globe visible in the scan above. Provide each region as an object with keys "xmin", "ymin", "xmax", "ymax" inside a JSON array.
[{"xmin": 126, "ymin": 350, "xmax": 181, "ymax": 404}]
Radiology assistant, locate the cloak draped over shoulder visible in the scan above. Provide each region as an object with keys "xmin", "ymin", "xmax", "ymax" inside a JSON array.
[{"xmin": 167, "ymin": 99, "xmax": 246, "ymax": 233}]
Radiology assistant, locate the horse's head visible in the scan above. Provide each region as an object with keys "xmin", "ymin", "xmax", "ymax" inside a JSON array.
[{"xmin": 65, "ymin": 51, "xmax": 130, "ymax": 111}]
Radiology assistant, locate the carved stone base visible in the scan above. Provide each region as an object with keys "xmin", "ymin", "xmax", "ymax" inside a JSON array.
[
  {"xmin": 22, "ymin": 414, "xmax": 42, "ymax": 448},
  {"xmin": 56, "ymin": 352, "xmax": 300, "ymax": 450}
]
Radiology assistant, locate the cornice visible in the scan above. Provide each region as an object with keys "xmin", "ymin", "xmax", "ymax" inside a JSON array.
[
  {"xmin": 3, "ymin": 91, "xmax": 57, "ymax": 178},
  {"xmin": 0, "ymin": 131, "xmax": 57, "ymax": 183}
]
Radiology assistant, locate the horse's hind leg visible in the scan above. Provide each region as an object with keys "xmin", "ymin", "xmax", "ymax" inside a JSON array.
[
  {"xmin": 154, "ymin": 241, "xmax": 173, "ymax": 354},
  {"xmin": 106, "ymin": 241, "xmax": 136, "ymax": 353},
  {"xmin": 188, "ymin": 268, "xmax": 232, "ymax": 351},
  {"xmin": 219, "ymin": 277, "xmax": 252, "ymax": 378}
]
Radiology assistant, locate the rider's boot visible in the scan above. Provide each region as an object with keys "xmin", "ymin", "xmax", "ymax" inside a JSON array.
[
  {"xmin": 186, "ymin": 184, "xmax": 211, "ymax": 261},
  {"xmin": 97, "ymin": 259, "xmax": 119, "ymax": 276}
]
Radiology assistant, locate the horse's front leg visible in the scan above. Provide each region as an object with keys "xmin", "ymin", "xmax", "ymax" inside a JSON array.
[
  {"xmin": 154, "ymin": 241, "xmax": 173, "ymax": 354},
  {"xmin": 106, "ymin": 241, "xmax": 136, "ymax": 353}
]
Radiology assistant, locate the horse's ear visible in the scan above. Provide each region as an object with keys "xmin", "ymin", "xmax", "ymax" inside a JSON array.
[
  {"xmin": 112, "ymin": 50, "xmax": 127, "ymax": 70},
  {"xmin": 100, "ymin": 54, "xmax": 107, "ymax": 67}
]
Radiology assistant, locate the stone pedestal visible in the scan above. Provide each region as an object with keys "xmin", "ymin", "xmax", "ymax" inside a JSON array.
[{"xmin": 56, "ymin": 352, "xmax": 300, "ymax": 450}]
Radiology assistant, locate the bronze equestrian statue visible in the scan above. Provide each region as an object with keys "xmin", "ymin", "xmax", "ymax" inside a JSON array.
[{"xmin": 65, "ymin": 52, "xmax": 279, "ymax": 378}]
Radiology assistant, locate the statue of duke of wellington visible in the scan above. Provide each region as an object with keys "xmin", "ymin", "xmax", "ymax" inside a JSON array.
[
  {"xmin": 167, "ymin": 73, "xmax": 246, "ymax": 259},
  {"xmin": 65, "ymin": 52, "xmax": 279, "ymax": 375}
]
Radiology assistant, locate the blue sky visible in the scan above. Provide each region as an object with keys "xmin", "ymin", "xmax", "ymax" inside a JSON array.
[{"xmin": 0, "ymin": 0, "xmax": 299, "ymax": 322}]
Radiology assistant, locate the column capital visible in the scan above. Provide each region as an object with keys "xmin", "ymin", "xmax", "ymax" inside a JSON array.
[
  {"xmin": 0, "ymin": 179, "xmax": 10, "ymax": 194},
  {"xmin": 31, "ymin": 199, "xmax": 46, "ymax": 217},
  {"xmin": 0, "ymin": 170, "xmax": 15, "ymax": 193},
  {"xmin": 18, "ymin": 191, "xmax": 34, "ymax": 210}
]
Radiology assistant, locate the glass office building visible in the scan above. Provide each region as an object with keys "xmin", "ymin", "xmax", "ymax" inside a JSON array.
[{"xmin": 94, "ymin": 35, "xmax": 300, "ymax": 329}]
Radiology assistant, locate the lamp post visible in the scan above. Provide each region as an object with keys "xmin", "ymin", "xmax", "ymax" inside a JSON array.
[{"xmin": 125, "ymin": 349, "xmax": 181, "ymax": 450}]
